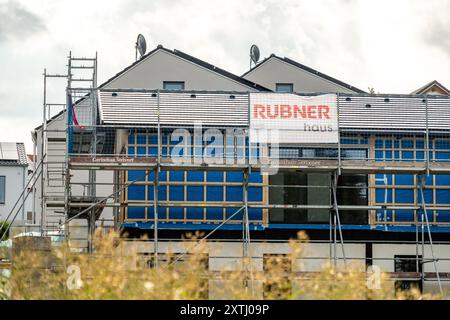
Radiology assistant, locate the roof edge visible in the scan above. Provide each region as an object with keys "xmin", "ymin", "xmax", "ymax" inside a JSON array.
[
  {"xmin": 35, "ymin": 45, "xmax": 273, "ymax": 130},
  {"xmin": 242, "ymin": 53, "xmax": 366, "ymax": 94},
  {"xmin": 411, "ymin": 80, "xmax": 450, "ymax": 95}
]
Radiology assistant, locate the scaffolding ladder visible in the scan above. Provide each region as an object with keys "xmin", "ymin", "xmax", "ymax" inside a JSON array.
[
  {"xmin": 65, "ymin": 51, "xmax": 98, "ymax": 252},
  {"xmin": 38, "ymin": 52, "xmax": 98, "ymax": 251}
]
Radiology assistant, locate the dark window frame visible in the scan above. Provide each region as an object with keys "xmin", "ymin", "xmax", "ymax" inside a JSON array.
[
  {"xmin": 268, "ymin": 172, "xmax": 368, "ymax": 225},
  {"xmin": 0, "ymin": 176, "xmax": 5, "ymax": 204},
  {"xmin": 163, "ymin": 81, "xmax": 185, "ymax": 90},
  {"xmin": 275, "ymin": 83, "xmax": 294, "ymax": 93}
]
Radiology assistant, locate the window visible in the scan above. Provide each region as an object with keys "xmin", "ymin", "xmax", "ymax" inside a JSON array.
[
  {"xmin": 276, "ymin": 83, "xmax": 293, "ymax": 93},
  {"xmin": 269, "ymin": 172, "xmax": 368, "ymax": 225},
  {"xmin": 163, "ymin": 81, "xmax": 185, "ymax": 90},
  {"xmin": 394, "ymin": 255, "xmax": 422, "ymax": 295},
  {"xmin": 0, "ymin": 176, "xmax": 5, "ymax": 204},
  {"xmin": 269, "ymin": 172, "xmax": 330, "ymax": 224},
  {"xmin": 337, "ymin": 175, "xmax": 368, "ymax": 224}
]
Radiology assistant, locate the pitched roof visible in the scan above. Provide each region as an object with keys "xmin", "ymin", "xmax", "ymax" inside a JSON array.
[
  {"xmin": 100, "ymin": 45, "xmax": 271, "ymax": 92},
  {"xmin": 242, "ymin": 54, "xmax": 366, "ymax": 94},
  {"xmin": 35, "ymin": 45, "xmax": 271, "ymax": 130},
  {"xmin": 411, "ymin": 80, "xmax": 450, "ymax": 95},
  {"xmin": 0, "ymin": 142, "xmax": 28, "ymax": 166}
]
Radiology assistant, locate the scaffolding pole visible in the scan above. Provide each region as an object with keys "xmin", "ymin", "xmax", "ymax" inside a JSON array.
[
  {"xmin": 425, "ymin": 96, "xmax": 430, "ymax": 175},
  {"xmin": 61, "ymin": 170, "xmax": 151, "ymax": 226},
  {"xmin": 41, "ymin": 68, "xmax": 47, "ymax": 235},
  {"xmin": 337, "ymin": 93, "xmax": 341, "ymax": 176},
  {"xmin": 329, "ymin": 205, "xmax": 333, "ymax": 263},
  {"xmin": 153, "ymin": 164, "xmax": 160, "ymax": 267},
  {"xmin": 153, "ymin": 89, "xmax": 161, "ymax": 267},
  {"xmin": 331, "ymin": 172, "xmax": 347, "ymax": 267},
  {"xmin": 32, "ymin": 53, "xmax": 450, "ymax": 297},
  {"xmin": 242, "ymin": 167, "xmax": 254, "ymax": 293},
  {"xmin": 87, "ymin": 52, "xmax": 98, "ymax": 253},
  {"xmin": 417, "ymin": 174, "xmax": 443, "ymax": 295},
  {"xmin": 64, "ymin": 52, "xmax": 72, "ymax": 243},
  {"xmin": 63, "ymin": 51, "xmax": 99, "ymax": 252}
]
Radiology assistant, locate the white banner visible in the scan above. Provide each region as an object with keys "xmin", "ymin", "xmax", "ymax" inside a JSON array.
[{"xmin": 249, "ymin": 93, "xmax": 338, "ymax": 144}]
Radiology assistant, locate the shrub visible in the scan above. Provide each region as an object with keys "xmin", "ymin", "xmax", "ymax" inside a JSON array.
[
  {"xmin": 0, "ymin": 220, "xmax": 10, "ymax": 240},
  {"xmin": 0, "ymin": 230, "xmax": 442, "ymax": 300}
]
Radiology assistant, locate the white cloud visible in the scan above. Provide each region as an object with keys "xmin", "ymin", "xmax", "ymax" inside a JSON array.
[{"xmin": 0, "ymin": 0, "xmax": 449, "ymax": 152}]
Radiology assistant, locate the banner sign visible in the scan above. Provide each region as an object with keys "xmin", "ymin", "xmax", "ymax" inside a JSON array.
[{"xmin": 249, "ymin": 93, "xmax": 338, "ymax": 144}]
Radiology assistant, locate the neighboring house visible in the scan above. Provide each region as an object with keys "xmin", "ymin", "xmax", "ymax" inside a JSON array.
[
  {"xmin": 0, "ymin": 143, "xmax": 28, "ymax": 222},
  {"xmin": 242, "ymin": 53, "xmax": 365, "ymax": 93},
  {"xmin": 411, "ymin": 80, "xmax": 450, "ymax": 96}
]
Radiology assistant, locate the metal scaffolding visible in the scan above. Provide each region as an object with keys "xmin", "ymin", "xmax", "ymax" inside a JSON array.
[{"xmin": 13, "ymin": 52, "xmax": 449, "ymax": 297}]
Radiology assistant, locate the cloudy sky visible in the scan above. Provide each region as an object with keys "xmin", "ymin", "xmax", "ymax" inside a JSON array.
[{"xmin": 1, "ymin": 0, "xmax": 449, "ymax": 152}]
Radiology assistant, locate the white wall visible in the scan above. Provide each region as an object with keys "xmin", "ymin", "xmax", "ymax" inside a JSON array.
[
  {"xmin": 373, "ymin": 243, "xmax": 450, "ymax": 273},
  {"xmin": 373, "ymin": 243, "xmax": 450, "ymax": 295},
  {"xmin": 243, "ymin": 56, "xmax": 357, "ymax": 93},
  {"xmin": 0, "ymin": 165, "xmax": 26, "ymax": 221},
  {"xmin": 105, "ymin": 49, "xmax": 260, "ymax": 92},
  {"xmin": 121, "ymin": 240, "xmax": 450, "ymax": 296}
]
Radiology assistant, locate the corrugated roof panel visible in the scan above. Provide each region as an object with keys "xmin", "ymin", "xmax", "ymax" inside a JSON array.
[
  {"xmin": 339, "ymin": 96, "xmax": 428, "ymax": 130},
  {"xmin": 159, "ymin": 92, "xmax": 248, "ymax": 126},
  {"xmin": 99, "ymin": 91, "xmax": 249, "ymax": 126},
  {"xmin": 99, "ymin": 91, "xmax": 159, "ymax": 124},
  {"xmin": 98, "ymin": 90, "xmax": 450, "ymax": 130},
  {"xmin": 428, "ymin": 99, "xmax": 450, "ymax": 130}
]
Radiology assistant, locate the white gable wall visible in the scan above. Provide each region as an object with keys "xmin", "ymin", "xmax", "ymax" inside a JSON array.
[
  {"xmin": 0, "ymin": 165, "xmax": 26, "ymax": 221},
  {"xmin": 243, "ymin": 56, "xmax": 357, "ymax": 94},
  {"xmin": 105, "ymin": 50, "xmax": 259, "ymax": 92}
]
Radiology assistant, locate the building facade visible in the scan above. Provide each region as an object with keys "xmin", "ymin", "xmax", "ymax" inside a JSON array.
[
  {"xmin": 32, "ymin": 46, "xmax": 450, "ymax": 296},
  {"xmin": 0, "ymin": 143, "xmax": 28, "ymax": 223}
]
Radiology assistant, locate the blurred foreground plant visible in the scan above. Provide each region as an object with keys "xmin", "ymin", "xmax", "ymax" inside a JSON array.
[{"xmin": 0, "ymin": 230, "xmax": 442, "ymax": 300}]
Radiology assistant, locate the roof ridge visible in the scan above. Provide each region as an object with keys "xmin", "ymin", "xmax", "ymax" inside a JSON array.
[
  {"xmin": 242, "ymin": 53, "xmax": 366, "ymax": 94},
  {"xmin": 170, "ymin": 49, "xmax": 271, "ymax": 91},
  {"xmin": 35, "ymin": 45, "xmax": 272, "ymax": 130},
  {"xmin": 241, "ymin": 53, "xmax": 279, "ymax": 77},
  {"xmin": 412, "ymin": 80, "xmax": 450, "ymax": 95},
  {"xmin": 100, "ymin": 45, "xmax": 270, "ymax": 92}
]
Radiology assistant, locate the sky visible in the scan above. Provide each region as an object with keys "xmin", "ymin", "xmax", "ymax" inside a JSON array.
[{"xmin": 0, "ymin": 0, "xmax": 449, "ymax": 152}]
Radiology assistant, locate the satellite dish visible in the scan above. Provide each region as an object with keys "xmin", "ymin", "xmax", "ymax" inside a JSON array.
[
  {"xmin": 136, "ymin": 34, "xmax": 147, "ymax": 59},
  {"xmin": 250, "ymin": 44, "xmax": 260, "ymax": 66}
]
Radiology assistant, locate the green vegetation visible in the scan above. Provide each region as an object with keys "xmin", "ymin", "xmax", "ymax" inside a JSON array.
[{"xmin": 0, "ymin": 221, "xmax": 10, "ymax": 240}]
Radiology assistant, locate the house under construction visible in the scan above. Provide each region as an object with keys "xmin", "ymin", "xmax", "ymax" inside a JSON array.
[{"xmin": 13, "ymin": 44, "xmax": 450, "ymax": 297}]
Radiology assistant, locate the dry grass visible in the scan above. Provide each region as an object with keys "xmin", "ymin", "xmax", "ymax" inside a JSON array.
[{"xmin": 0, "ymin": 230, "xmax": 442, "ymax": 300}]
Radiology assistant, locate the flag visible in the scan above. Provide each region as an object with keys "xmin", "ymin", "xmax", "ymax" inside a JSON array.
[{"xmin": 68, "ymin": 94, "xmax": 85, "ymax": 129}]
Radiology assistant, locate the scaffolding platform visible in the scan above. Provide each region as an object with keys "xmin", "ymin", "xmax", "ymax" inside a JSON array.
[{"xmin": 68, "ymin": 155, "xmax": 450, "ymax": 174}]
